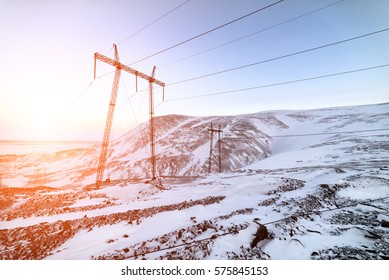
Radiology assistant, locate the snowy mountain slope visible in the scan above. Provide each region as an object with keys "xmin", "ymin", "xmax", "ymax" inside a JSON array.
[
  {"xmin": 107, "ymin": 113, "xmax": 272, "ymax": 180},
  {"xmin": 250, "ymin": 103, "xmax": 389, "ymax": 170},
  {"xmin": 2, "ymin": 103, "xmax": 387, "ymax": 189},
  {"xmin": 97, "ymin": 102, "xmax": 389, "ymax": 184},
  {"xmin": 1, "ymin": 102, "xmax": 388, "ymax": 260}
]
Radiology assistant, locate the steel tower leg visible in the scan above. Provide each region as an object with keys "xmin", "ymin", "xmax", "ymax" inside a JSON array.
[{"xmin": 96, "ymin": 45, "xmax": 121, "ymax": 188}]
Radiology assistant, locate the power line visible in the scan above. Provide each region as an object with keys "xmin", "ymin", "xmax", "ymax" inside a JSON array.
[
  {"xmin": 166, "ymin": 63, "xmax": 389, "ymax": 101},
  {"xmin": 129, "ymin": 0, "xmax": 284, "ymax": 65},
  {"xmin": 270, "ymin": 128, "xmax": 389, "ymax": 138},
  {"xmin": 160, "ymin": 0, "xmax": 346, "ymax": 69},
  {"xmin": 167, "ymin": 27, "xmax": 389, "ymax": 86},
  {"xmin": 95, "ymin": 0, "xmax": 343, "ymax": 82},
  {"xmin": 115, "ymin": 76, "xmax": 151, "ymax": 159},
  {"xmin": 224, "ymin": 134, "xmax": 389, "ymax": 143},
  {"xmin": 116, "ymin": 0, "xmax": 192, "ymax": 45},
  {"xmin": 224, "ymin": 128, "xmax": 389, "ymax": 139}
]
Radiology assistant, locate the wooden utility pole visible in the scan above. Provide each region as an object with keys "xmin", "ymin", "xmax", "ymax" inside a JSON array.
[
  {"xmin": 94, "ymin": 44, "xmax": 165, "ymax": 187},
  {"xmin": 208, "ymin": 123, "xmax": 214, "ymax": 174},
  {"xmin": 217, "ymin": 125, "xmax": 222, "ymax": 173},
  {"xmin": 34, "ymin": 168, "xmax": 39, "ymax": 187},
  {"xmin": 208, "ymin": 123, "xmax": 223, "ymax": 173}
]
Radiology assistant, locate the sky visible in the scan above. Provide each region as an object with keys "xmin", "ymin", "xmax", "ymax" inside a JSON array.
[{"xmin": 1, "ymin": 0, "xmax": 388, "ymax": 141}]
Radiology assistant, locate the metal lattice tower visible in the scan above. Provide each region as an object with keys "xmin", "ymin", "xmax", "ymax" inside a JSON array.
[
  {"xmin": 149, "ymin": 66, "xmax": 157, "ymax": 180},
  {"xmin": 94, "ymin": 44, "xmax": 165, "ymax": 188}
]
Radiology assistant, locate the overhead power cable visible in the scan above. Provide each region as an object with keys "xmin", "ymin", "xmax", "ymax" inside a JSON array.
[
  {"xmin": 271, "ymin": 128, "xmax": 389, "ymax": 138},
  {"xmin": 115, "ymin": 76, "xmax": 151, "ymax": 158},
  {"xmin": 167, "ymin": 27, "xmax": 389, "ymax": 86},
  {"xmin": 224, "ymin": 128, "xmax": 389, "ymax": 139},
  {"xmin": 166, "ymin": 63, "xmax": 389, "ymax": 101},
  {"xmin": 129, "ymin": 0, "xmax": 284, "ymax": 65},
  {"xmin": 160, "ymin": 0, "xmax": 346, "ymax": 69},
  {"xmin": 225, "ymin": 134, "xmax": 389, "ymax": 142},
  {"xmin": 116, "ymin": 0, "xmax": 192, "ymax": 45}
]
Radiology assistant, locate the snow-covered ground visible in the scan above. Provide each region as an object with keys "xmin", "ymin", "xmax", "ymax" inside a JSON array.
[{"xmin": 0, "ymin": 103, "xmax": 388, "ymax": 260}]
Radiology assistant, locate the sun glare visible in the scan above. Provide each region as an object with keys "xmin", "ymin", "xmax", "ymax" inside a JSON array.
[{"xmin": 29, "ymin": 112, "xmax": 54, "ymax": 140}]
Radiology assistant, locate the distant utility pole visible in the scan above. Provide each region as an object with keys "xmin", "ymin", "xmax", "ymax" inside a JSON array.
[
  {"xmin": 208, "ymin": 123, "xmax": 223, "ymax": 173},
  {"xmin": 34, "ymin": 168, "xmax": 39, "ymax": 187},
  {"xmin": 34, "ymin": 168, "xmax": 47, "ymax": 187}
]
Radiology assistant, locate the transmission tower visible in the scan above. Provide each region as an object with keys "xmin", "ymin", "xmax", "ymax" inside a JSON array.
[
  {"xmin": 208, "ymin": 123, "xmax": 223, "ymax": 173},
  {"xmin": 94, "ymin": 44, "xmax": 165, "ymax": 188}
]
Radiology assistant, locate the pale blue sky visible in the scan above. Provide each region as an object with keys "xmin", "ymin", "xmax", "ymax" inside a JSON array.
[{"xmin": 1, "ymin": 0, "xmax": 388, "ymax": 140}]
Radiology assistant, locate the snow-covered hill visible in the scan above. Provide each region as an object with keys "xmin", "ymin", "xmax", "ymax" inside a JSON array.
[
  {"xmin": 107, "ymin": 113, "xmax": 273, "ymax": 180},
  {"xmin": 1, "ymin": 103, "xmax": 388, "ymax": 259}
]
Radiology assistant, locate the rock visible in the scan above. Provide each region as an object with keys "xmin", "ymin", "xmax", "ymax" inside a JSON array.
[
  {"xmin": 380, "ymin": 220, "xmax": 389, "ymax": 228},
  {"xmin": 335, "ymin": 168, "xmax": 345, "ymax": 173},
  {"xmin": 62, "ymin": 220, "xmax": 71, "ymax": 231},
  {"xmin": 250, "ymin": 224, "xmax": 269, "ymax": 248}
]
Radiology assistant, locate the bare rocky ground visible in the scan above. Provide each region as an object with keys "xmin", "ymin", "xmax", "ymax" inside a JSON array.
[
  {"xmin": 0, "ymin": 191, "xmax": 225, "ymax": 259},
  {"xmin": 1, "ymin": 166, "xmax": 388, "ymax": 260},
  {"xmin": 0, "ymin": 187, "xmax": 114, "ymax": 221},
  {"xmin": 258, "ymin": 171, "xmax": 389, "ymax": 260}
]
